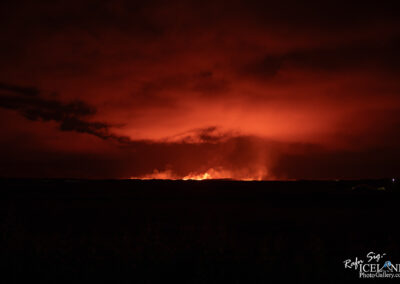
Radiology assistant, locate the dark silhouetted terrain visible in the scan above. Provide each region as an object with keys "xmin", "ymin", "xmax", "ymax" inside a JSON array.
[{"xmin": 1, "ymin": 179, "xmax": 399, "ymax": 283}]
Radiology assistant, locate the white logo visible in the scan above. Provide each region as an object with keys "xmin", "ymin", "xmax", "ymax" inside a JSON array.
[{"xmin": 344, "ymin": 252, "xmax": 400, "ymax": 279}]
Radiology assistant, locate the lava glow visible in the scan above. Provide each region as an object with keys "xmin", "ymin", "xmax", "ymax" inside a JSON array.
[
  {"xmin": 183, "ymin": 172, "xmax": 212, "ymax": 180},
  {"xmin": 130, "ymin": 168, "xmax": 267, "ymax": 181},
  {"xmin": 182, "ymin": 168, "xmax": 232, "ymax": 180}
]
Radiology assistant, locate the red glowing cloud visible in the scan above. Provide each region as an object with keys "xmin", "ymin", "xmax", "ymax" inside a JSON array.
[{"xmin": 0, "ymin": 0, "xmax": 400, "ymax": 179}]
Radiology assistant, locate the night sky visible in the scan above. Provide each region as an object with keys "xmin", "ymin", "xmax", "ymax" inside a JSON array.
[{"xmin": 1, "ymin": 0, "xmax": 400, "ymax": 179}]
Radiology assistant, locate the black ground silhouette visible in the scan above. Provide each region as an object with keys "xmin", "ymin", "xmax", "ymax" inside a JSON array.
[{"xmin": 1, "ymin": 179, "xmax": 399, "ymax": 283}]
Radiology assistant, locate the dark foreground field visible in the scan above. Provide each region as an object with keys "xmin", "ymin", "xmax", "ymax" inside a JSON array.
[{"xmin": 1, "ymin": 179, "xmax": 399, "ymax": 283}]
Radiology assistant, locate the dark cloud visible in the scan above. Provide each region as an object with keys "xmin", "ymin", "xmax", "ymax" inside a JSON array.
[
  {"xmin": 0, "ymin": 83, "xmax": 117, "ymax": 140},
  {"xmin": 0, "ymin": 82, "xmax": 40, "ymax": 97},
  {"xmin": 243, "ymin": 0, "xmax": 400, "ymax": 31},
  {"xmin": 165, "ymin": 126, "xmax": 235, "ymax": 144},
  {"xmin": 242, "ymin": 36, "xmax": 400, "ymax": 81},
  {"xmin": 242, "ymin": 56, "xmax": 283, "ymax": 80},
  {"xmin": 132, "ymin": 71, "xmax": 229, "ymax": 106}
]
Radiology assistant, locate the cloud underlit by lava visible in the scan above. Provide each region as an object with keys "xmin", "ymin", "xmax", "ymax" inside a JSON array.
[{"xmin": 1, "ymin": 1, "xmax": 400, "ymax": 179}]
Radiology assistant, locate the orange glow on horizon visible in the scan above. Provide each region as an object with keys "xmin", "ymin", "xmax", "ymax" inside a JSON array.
[{"xmin": 130, "ymin": 167, "xmax": 267, "ymax": 181}]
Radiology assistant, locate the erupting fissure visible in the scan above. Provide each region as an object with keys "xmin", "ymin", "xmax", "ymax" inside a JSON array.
[{"xmin": 130, "ymin": 168, "xmax": 267, "ymax": 181}]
